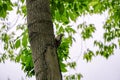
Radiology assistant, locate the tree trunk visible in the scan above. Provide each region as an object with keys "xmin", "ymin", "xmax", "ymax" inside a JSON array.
[{"xmin": 26, "ymin": 0, "xmax": 62, "ymax": 80}]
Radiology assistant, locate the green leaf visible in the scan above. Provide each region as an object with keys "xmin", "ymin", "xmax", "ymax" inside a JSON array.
[
  {"xmin": 1, "ymin": 33, "xmax": 10, "ymax": 43},
  {"xmin": 22, "ymin": 34, "xmax": 28, "ymax": 47},
  {"xmin": 83, "ymin": 49, "xmax": 94, "ymax": 62},
  {"xmin": 55, "ymin": 10, "xmax": 61, "ymax": 21},
  {"xmin": 69, "ymin": 11, "xmax": 75, "ymax": 21},
  {"xmin": 61, "ymin": 15, "xmax": 69, "ymax": 24},
  {"xmin": 0, "ymin": 6, "xmax": 7, "ymax": 18},
  {"xmin": 65, "ymin": 27, "xmax": 76, "ymax": 34},
  {"xmin": 81, "ymin": 24, "xmax": 96, "ymax": 40},
  {"xmin": 3, "ymin": 3, "xmax": 7, "ymax": 11},
  {"xmin": 21, "ymin": 5, "xmax": 26, "ymax": 16},
  {"xmin": 59, "ymin": 26, "xmax": 64, "ymax": 33},
  {"xmin": 67, "ymin": 62, "xmax": 76, "ymax": 69},
  {"xmin": 60, "ymin": 62, "xmax": 67, "ymax": 72},
  {"xmin": 7, "ymin": 4, "xmax": 13, "ymax": 10},
  {"xmin": 15, "ymin": 54, "xmax": 21, "ymax": 62},
  {"xmin": 15, "ymin": 39, "xmax": 21, "ymax": 49},
  {"xmin": 57, "ymin": 2, "xmax": 64, "ymax": 15},
  {"xmin": 21, "ymin": 0, "xmax": 24, "ymax": 3},
  {"xmin": 89, "ymin": 1, "xmax": 98, "ymax": 6}
]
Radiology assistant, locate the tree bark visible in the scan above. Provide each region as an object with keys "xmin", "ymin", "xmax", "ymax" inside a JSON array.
[{"xmin": 26, "ymin": 0, "xmax": 62, "ymax": 80}]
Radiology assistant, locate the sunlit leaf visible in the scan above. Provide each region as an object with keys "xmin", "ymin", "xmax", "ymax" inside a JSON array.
[{"xmin": 15, "ymin": 39, "xmax": 21, "ymax": 49}]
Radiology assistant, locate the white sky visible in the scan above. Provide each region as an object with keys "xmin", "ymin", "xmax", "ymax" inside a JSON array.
[
  {"xmin": 0, "ymin": 7, "xmax": 120, "ymax": 80},
  {"xmin": 64, "ymin": 12, "xmax": 120, "ymax": 80}
]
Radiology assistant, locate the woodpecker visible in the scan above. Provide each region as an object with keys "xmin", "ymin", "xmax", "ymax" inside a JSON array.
[{"xmin": 55, "ymin": 34, "xmax": 64, "ymax": 48}]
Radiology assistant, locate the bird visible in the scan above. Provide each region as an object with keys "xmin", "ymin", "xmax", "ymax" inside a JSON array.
[{"xmin": 55, "ymin": 34, "xmax": 64, "ymax": 48}]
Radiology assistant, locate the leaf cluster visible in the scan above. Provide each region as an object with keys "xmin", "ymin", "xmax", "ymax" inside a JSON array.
[{"xmin": 0, "ymin": 0, "xmax": 13, "ymax": 18}]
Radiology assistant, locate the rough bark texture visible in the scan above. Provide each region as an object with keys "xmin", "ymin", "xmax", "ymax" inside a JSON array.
[{"xmin": 26, "ymin": 0, "xmax": 62, "ymax": 80}]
